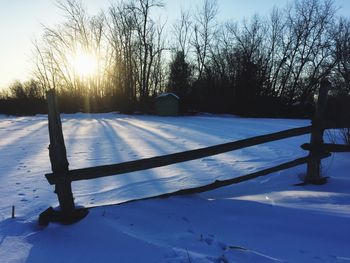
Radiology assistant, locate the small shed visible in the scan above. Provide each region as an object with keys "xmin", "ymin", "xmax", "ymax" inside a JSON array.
[{"xmin": 155, "ymin": 93, "xmax": 179, "ymax": 116}]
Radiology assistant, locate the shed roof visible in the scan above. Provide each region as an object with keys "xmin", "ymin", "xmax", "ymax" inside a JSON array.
[{"xmin": 155, "ymin": 93, "xmax": 179, "ymax": 100}]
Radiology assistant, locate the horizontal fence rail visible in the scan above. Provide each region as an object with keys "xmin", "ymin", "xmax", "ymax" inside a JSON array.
[
  {"xmin": 40, "ymin": 80, "xmax": 343, "ymax": 226},
  {"xmin": 46, "ymin": 125, "xmax": 312, "ymax": 185},
  {"xmin": 301, "ymin": 143, "xmax": 350, "ymax": 153},
  {"xmin": 112, "ymin": 152, "xmax": 331, "ymax": 206}
]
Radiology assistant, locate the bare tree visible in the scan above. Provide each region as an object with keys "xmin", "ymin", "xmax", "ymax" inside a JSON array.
[
  {"xmin": 172, "ymin": 9, "xmax": 192, "ymax": 55},
  {"xmin": 26, "ymin": 0, "xmax": 341, "ymax": 116},
  {"xmin": 277, "ymin": 0, "xmax": 336, "ymax": 104},
  {"xmin": 136, "ymin": 0, "xmax": 165, "ymax": 100},
  {"xmin": 333, "ymin": 17, "xmax": 350, "ymax": 94},
  {"xmin": 106, "ymin": 0, "xmax": 166, "ymax": 111},
  {"xmin": 107, "ymin": 1, "xmax": 138, "ymax": 104},
  {"xmin": 191, "ymin": 0, "xmax": 218, "ymax": 79},
  {"xmin": 33, "ymin": 0, "xmax": 109, "ymax": 100}
]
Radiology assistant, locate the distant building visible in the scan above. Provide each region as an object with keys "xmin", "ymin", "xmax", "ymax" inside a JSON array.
[{"xmin": 155, "ymin": 93, "xmax": 179, "ymax": 116}]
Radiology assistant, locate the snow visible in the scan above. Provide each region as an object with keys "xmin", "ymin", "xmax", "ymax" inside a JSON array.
[{"xmin": 0, "ymin": 113, "xmax": 349, "ymax": 262}]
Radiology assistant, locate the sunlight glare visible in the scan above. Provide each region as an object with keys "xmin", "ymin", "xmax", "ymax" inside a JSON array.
[{"xmin": 71, "ymin": 50, "xmax": 97, "ymax": 78}]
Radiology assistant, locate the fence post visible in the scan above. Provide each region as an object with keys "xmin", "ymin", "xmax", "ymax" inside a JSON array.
[
  {"xmin": 39, "ymin": 90, "xmax": 88, "ymax": 226},
  {"xmin": 46, "ymin": 90, "xmax": 75, "ymax": 214},
  {"xmin": 304, "ymin": 79, "xmax": 330, "ymax": 184}
]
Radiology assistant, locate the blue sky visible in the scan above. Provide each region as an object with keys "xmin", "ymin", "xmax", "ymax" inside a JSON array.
[{"xmin": 0, "ymin": 0, "xmax": 349, "ymax": 89}]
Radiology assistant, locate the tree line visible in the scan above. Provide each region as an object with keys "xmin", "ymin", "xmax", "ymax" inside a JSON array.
[{"xmin": 0, "ymin": 0, "xmax": 349, "ymax": 117}]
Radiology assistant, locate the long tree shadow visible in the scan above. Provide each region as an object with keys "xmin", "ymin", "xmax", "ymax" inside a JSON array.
[
  {"xmin": 64, "ymin": 115, "xmax": 225, "ymax": 207},
  {"xmin": 63, "ymin": 115, "xmax": 313, "ymax": 208},
  {"xmin": 68, "ymin": 118, "xmax": 129, "ymax": 204},
  {"xmin": 0, "ymin": 114, "xmax": 314, "ymax": 218},
  {"xmin": 70, "ymin": 118, "xmax": 175, "ymax": 205}
]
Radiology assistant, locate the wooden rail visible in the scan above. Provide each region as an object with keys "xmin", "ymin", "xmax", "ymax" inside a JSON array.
[
  {"xmin": 41, "ymin": 79, "xmax": 338, "ymax": 225},
  {"xmin": 113, "ymin": 153, "xmax": 331, "ymax": 206},
  {"xmin": 301, "ymin": 143, "xmax": 350, "ymax": 153},
  {"xmin": 46, "ymin": 125, "xmax": 312, "ymax": 185}
]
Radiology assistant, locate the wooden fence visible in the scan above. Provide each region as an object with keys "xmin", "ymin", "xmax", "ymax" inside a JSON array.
[{"xmin": 39, "ymin": 79, "xmax": 350, "ymax": 225}]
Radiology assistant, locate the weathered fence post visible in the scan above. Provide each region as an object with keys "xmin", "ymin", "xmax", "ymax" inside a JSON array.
[
  {"xmin": 39, "ymin": 90, "xmax": 88, "ymax": 226},
  {"xmin": 304, "ymin": 79, "xmax": 331, "ymax": 184},
  {"xmin": 47, "ymin": 89, "xmax": 75, "ymax": 213}
]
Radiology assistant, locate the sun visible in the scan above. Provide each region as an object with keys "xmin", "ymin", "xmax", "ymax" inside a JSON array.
[{"xmin": 71, "ymin": 50, "xmax": 97, "ymax": 78}]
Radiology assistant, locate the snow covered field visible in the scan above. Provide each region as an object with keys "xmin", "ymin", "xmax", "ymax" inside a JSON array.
[{"xmin": 0, "ymin": 113, "xmax": 349, "ymax": 262}]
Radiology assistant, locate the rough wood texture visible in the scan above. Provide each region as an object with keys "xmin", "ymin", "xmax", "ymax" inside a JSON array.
[
  {"xmin": 47, "ymin": 90, "xmax": 75, "ymax": 213},
  {"xmin": 305, "ymin": 79, "xmax": 330, "ymax": 184},
  {"xmin": 46, "ymin": 125, "xmax": 312, "ymax": 184},
  {"xmin": 301, "ymin": 143, "xmax": 350, "ymax": 153}
]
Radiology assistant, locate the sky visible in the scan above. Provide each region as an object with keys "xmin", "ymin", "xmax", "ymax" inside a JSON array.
[{"xmin": 0, "ymin": 0, "xmax": 350, "ymax": 90}]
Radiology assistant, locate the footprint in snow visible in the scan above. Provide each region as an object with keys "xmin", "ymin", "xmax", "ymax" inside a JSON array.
[
  {"xmin": 216, "ymin": 241, "xmax": 228, "ymax": 251},
  {"xmin": 202, "ymin": 158, "xmax": 221, "ymax": 167},
  {"xmin": 200, "ymin": 234, "xmax": 229, "ymax": 251},
  {"xmin": 202, "ymin": 158, "xmax": 215, "ymax": 162},
  {"xmin": 205, "ymin": 236, "xmax": 214, "ymax": 245},
  {"xmin": 187, "ymin": 229, "xmax": 195, "ymax": 234},
  {"xmin": 163, "ymin": 249, "xmax": 179, "ymax": 259},
  {"xmin": 182, "ymin": 216, "xmax": 190, "ymax": 223},
  {"xmin": 200, "ymin": 234, "xmax": 215, "ymax": 245}
]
